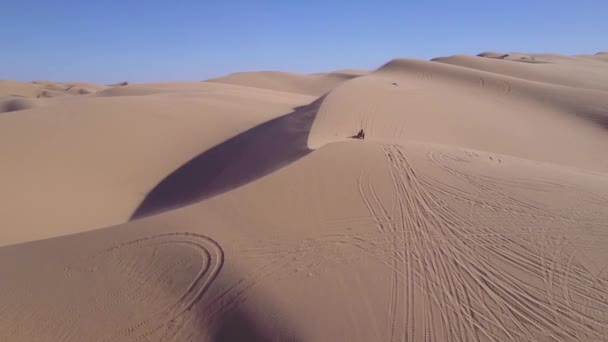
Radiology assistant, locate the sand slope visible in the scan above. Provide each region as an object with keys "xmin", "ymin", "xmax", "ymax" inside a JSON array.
[
  {"xmin": 2, "ymin": 141, "xmax": 608, "ymax": 341},
  {"xmin": 1, "ymin": 52, "xmax": 608, "ymax": 341},
  {"xmin": 0, "ymin": 82, "xmax": 313, "ymax": 245}
]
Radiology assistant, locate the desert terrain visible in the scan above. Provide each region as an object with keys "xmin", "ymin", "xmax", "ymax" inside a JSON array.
[{"xmin": 1, "ymin": 52, "xmax": 608, "ymax": 341}]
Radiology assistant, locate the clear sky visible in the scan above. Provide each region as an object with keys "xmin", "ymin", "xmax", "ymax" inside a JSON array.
[{"xmin": 1, "ymin": 1, "xmax": 606, "ymax": 83}]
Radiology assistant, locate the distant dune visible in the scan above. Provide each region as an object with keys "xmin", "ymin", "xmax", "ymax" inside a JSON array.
[
  {"xmin": 434, "ymin": 53, "xmax": 608, "ymax": 90},
  {"xmin": 1, "ymin": 52, "xmax": 608, "ymax": 341},
  {"xmin": 206, "ymin": 69, "xmax": 367, "ymax": 95},
  {"xmin": 93, "ymin": 85, "xmax": 166, "ymax": 97},
  {"xmin": 0, "ymin": 80, "xmax": 107, "ymax": 98},
  {"xmin": 108, "ymin": 81, "xmax": 129, "ymax": 87}
]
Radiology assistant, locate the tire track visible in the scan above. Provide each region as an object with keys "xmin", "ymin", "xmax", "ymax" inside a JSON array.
[
  {"xmin": 428, "ymin": 150, "xmax": 608, "ymax": 225},
  {"xmin": 386, "ymin": 148, "xmax": 420, "ymax": 342},
  {"xmin": 71, "ymin": 232, "xmax": 226, "ymax": 342},
  {"xmin": 360, "ymin": 143, "xmax": 608, "ymax": 341},
  {"xmin": 358, "ymin": 172, "xmax": 404, "ymax": 341}
]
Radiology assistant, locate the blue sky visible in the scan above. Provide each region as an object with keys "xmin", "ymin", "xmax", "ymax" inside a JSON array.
[{"xmin": 1, "ymin": 1, "xmax": 606, "ymax": 83}]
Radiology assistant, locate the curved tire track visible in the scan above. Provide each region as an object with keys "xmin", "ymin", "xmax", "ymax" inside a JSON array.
[{"xmin": 88, "ymin": 233, "xmax": 224, "ymax": 342}]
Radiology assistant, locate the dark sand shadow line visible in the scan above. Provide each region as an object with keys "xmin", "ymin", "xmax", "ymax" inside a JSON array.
[{"xmin": 131, "ymin": 96, "xmax": 325, "ymax": 220}]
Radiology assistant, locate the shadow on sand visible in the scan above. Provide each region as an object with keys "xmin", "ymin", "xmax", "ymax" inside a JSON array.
[
  {"xmin": 177, "ymin": 267, "xmax": 301, "ymax": 341},
  {"xmin": 207, "ymin": 303, "xmax": 300, "ymax": 342},
  {"xmin": 131, "ymin": 96, "xmax": 324, "ymax": 219}
]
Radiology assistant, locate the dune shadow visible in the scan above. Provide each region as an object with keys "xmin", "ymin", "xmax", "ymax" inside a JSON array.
[
  {"xmin": 212, "ymin": 308, "xmax": 269, "ymax": 342},
  {"xmin": 0, "ymin": 98, "xmax": 36, "ymax": 114},
  {"xmin": 180, "ymin": 268, "xmax": 301, "ymax": 342},
  {"xmin": 208, "ymin": 304, "xmax": 300, "ymax": 342},
  {"xmin": 131, "ymin": 96, "xmax": 324, "ymax": 219}
]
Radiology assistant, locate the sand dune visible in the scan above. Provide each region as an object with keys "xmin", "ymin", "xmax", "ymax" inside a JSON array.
[
  {"xmin": 435, "ymin": 54, "xmax": 608, "ymax": 91},
  {"xmin": 93, "ymin": 85, "xmax": 167, "ymax": 97},
  {"xmin": 0, "ymin": 82, "xmax": 313, "ymax": 245},
  {"xmin": 108, "ymin": 81, "xmax": 129, "ymax": 87},
  {"xmin": 206, "ymin": 69, "xmax": 367, "ymax": 95},
  {"xmin": 0, "ymin": 80, "xmax": 46, "ymax": 98},
  {"xmin": 591, "ymin": 53, "xmax": 608, "ymax": 62},
  {"xmin": 132, "ymin": 96, "xmax": 322, "ymax": 219},
  {"xmin": 309, "ymin": 58, "xmax": 608, "ymax": 171},
  {"xmin": 1, "ymin": 52, "xmax": 608, "ymax": 341},
  {"xmin": 0, "ymin": 80, "xmax": 107, "ymax": 98}
]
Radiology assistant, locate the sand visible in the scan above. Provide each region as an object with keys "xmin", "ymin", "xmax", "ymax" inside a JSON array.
[
  {"xmin": 206, "ymin": 69, "xmax": 368, "ymax": 96},
  {"xmin": 1, "ymin": 53, "xmax": 608, "ymax": 341}
]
